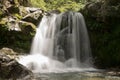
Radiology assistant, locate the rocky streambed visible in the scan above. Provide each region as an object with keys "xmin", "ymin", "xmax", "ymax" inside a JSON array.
[
  {"xmin": 33, "ymin": 72, "xmax": 120, "ymax": 80},
  {"xmin": 0, "ymin": 48, "xmax": 33, "ymax": 80},
  {"xmin": 0, "ymin": 48, "xmax": 120, "ymax": 80}
]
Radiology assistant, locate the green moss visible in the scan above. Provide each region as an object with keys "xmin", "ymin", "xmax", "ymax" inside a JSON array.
[
  {"xmin": 0, "ymin": 10, "xmax": 3, "ymax": 18},
  {"xmin": 0, "ymin": 19, "xmax": 7, "ymax": 25},
  {"xmin": 30, "ymin": 0, "xmax": 85, "ymax": 12},
  {"xmin": 7, "ymin": 6, "xmax": 20, "ymax": 14},
  {"xmin": 0, "ymin": 0, "xmax": 37, "ymax": 53},
  {"xmin": 21, "ymin": 22, "xmax": 36, "ymax": 33},
  {"xmin": 19, "ymin": 6, "xmax": 28, "ymax": 17},
  {"xmin": 14, "ymin": 0, "xmax": 19, "ymax": 6},
  {"xmin": 85, "ymin": 17, "xmax": 120, "ymax": 68},
  {"xmin": 81, "ymin": 0, "xmax": 120, "ymax": 68},
  {"xmin": 14, "ymin": 13, "xmax": 22, "ymax": 19},
  {"xmin": 30, "ymin": 0, "xmax": 46, "ymax": 10},
  {"xmin": 0, "ymin": 23, "xmax": 35, "ymax": 53},
  {"xmin": 105, "ymin": 0, "xmax": 120, "ymax": 6}
]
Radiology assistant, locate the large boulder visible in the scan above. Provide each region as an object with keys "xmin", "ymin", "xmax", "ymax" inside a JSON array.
[
  {"xmin": 82, "ymin": 1, "xmax": 120, "ymax": 23},
  {"xmin": 1, "ymin": 0, "xmax": 20, "ymax": 14},
  {"xmin": 0, "ymin": 0, "xmax": 43, "ymax": 30},
  {"xmin": 83, "ymin": 2, "xmax": 102, "ymax": 18},
  {"xmin": 81, "ymin": 1, "xmax": 120, "ymax": 68},
  {"xmin": 0, "ymin": 47, "xmax": 18, "ymax": 58},
  {"xmin": 0, "ymin": 17, "xmax": 36, "ymax": 53},
  {"xmin": 18, "ymin": 0, "xmax": 31, "ymax": 7},
  {"xmin": 0, "ymin": 0, "xmax": 43, "ymax": 53},
  {"xmin": 0, "ymin": 50, "xmax": 33, "ymax": 79},
  {"xmin": 105, "ymin": 0, "xmax": 120, "ymax": 6},
  {"xmin": 22, "ymin": 7, "xmax": 43, "ymax": 25},
  {"xmin": 0, "ymin": 16, "xmax": 36, "ymax": 32}
]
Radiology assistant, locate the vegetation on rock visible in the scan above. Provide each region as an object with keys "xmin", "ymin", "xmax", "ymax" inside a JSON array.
[
  {"xmin": 30, "ymin": 0, "xmax": 85, "ymax": 12},
  {"xmin": 81, "ymin": 0, "xmax": 120, "ymax": 68},
  {"xmin": 0, "ymin": 0, "xmax": 43, "ymax": 53},
  {"xmin": 0, "ymin": 50, "xmax": 33, "ymax": 79},
  {"xmin": 0, "ymin": 0, "xmax": 120, "ymax": 70}
]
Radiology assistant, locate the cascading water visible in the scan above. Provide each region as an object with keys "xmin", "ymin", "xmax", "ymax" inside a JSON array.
[{"xmin": 18, "ymin": 11, "xmax": 94, "ymax": 73}]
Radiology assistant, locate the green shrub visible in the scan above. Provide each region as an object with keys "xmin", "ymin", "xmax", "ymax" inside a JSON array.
[
  {"xmin": 30, "ymin": 0, "xmax": 46, "ymax": 10},
  {"xmin": 30, "ymin": 0, "xmax": 85, "ymax": 12}
]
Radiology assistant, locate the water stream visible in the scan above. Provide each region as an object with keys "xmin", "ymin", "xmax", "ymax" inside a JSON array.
[
  {"xmin": 33, "ymin": 72, "xmax": 120, "ymax": 80},
  {"xmin": 18, "ymin": 11, "xmax": 94, "ymax": 73},
  {"xmin": 18, "ymin": 11, "xmax": 120, "ymax": 80}
]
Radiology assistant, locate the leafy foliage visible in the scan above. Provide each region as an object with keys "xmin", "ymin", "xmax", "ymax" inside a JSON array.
[
  {"xmin": 84, "ymin": 11, "xmax": 120, "ymax": 68},
  {"xmin": 30, "ymin": 0, "xmax": 46, "ymax": 10},
  {"xmin": 30, "ymin": 0, "xmax": 85, "ymax": 12}
]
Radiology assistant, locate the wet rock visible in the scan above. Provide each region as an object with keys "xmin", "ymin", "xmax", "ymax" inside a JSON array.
[
  {"xmin": 0, "ymin": 17, "xmax": 19, "ymax": 31},
  {"xmin": 84, "ymin": 2, "xmax": 102, "ymax": 18},
  {"xmin": 56, "ymin": 46, "xmax": 66, "ymax": 62},
  {"xmin": 19, "ymin": 21, "xmax": 36, "ymax": 34},
  {"xmin": 105, "ymin": 0, "xmax": 120, "ymax": 6},
  {"xmin": 49, "ymin": 10, "xmax": 61, "ymax": 14},
  {"xmin": 0, "ymin": 16, "xmax": 36, "ymax": 32},
  {"xmin": 0, "ymin": 3, "xmax": 3, "ymax": 8},
  {"xmin": 106, "ymin": 68, "xmax": 120, "ymax": 76},
  {"xmin": 22, "ymin": 8, "xmax": 43, "ymax": 25},
  {"xmin": 25, "ymin": 7, "xmax": 43, "ymax": 13},
  {"xmin": 81, "ymin": 1, "xmax": 120, "ymax": 68},
  {"xmin": 2, "ymin": 0, "xmax": 19, "ymax": 14},
  {"xmin": 100, "ymin": 4, "xmax": 120, "ymax": 23},
  {"xmin": 0, "ymin": 52, "xmax": 11, "ymax": 62},
  {"xmin": 18, "ymin": 0, "xmax": 31, "ymax": 7},
  {"xmin": 9, "ymin": 0, "xmax": 15, "ymax": 4},
  {"xmin": 19, "ymin": 6, "xmax": 29, "ymax": 17},
  {"xmin": 82, "ymin": 1, "xmax": 120, "ymax": 23},
  {"xmin": 0, "ymin": 47, "xmax": 17, "ymax": 55},
  {"xmin": 107, "ymin": 71, "xmax": 120, "ymax": 76},
  {"xmin": 0, "ymin": 0, "xmax": 44, "ymax": 31},
  {"xmin": 7, "ymin": 5, "xmax": 20, "ymax": 14},
  {"xmin": 0, "ymin": 0, "xmax": 44, "ymax": 53},
  {"xmin": 0, "ymin": 52, "xmax": 33, "ymax": 79}
]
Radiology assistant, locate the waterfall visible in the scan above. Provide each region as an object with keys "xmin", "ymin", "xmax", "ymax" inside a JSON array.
[
  {"xmin": 30, "ymin": 14, "xmax": 57, "ymax": 57},
  {"xmin": 18, "ymin": 11, "xmax": 94, "ymax": 73}
]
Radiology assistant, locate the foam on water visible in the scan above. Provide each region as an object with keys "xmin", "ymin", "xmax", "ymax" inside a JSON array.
[{"xmin": 18, "ymin": 12, "xmax": 95, "ymax": 73}]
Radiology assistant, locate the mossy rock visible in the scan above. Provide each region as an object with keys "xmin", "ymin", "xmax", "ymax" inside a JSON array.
[
  {"xmin": 19, "ymin": 6, "xmax": 29, "ymax": 17},
  {"xmin": 82, "ymin": 0, "xmax": 120, "ymax": 68},
  {"xmin": 0, "ymin": 18, "xmax": 8, "ymax": 25},
  {"xmin": 0, "ymin": 8, "xmax": 7, "ymax": 18},
  {"xmin": 83, "ymin": 2, "xmax": 102, "ymax": 18},
  {"xmin": 19, "ymin": 21, "xmax": 36, "ymax": 34},
  {"xmin": 100, "ymin": 5, "xmax": 120, "ymax": 17},
  {"xmin": 22, "ymin": 10, "xmax": 43, "ymax": 25},
  {"xmin": 105, "ymin": 0, "xmax": 120, "ymax": 6},
  {"xmin": 7, "ymin": 5, "xmax": 20, "ymax": 14},
  {"xmin": 82, "ymin": 1, "xmax": 120, "ymax": 23},
  {"xmin": 0, "ymin": 0, "xmax": 39, "ymax": 53},
  {"xmin": 0, "ymin": 9, "xmax": 3, "ymax": 17},
  {"xmin": 18, "ymin": 0, "xmax": 30, "ymax": 7},
  {"xmin": 0, "ymin": 17, "xmax": 36, "ymax": 53},
  {"xmin": 0, "ymin": 47, "xmax": 19, "ymax": 60},
  {"xmin": 0, "ymin": 52, "xmax": 33, "ymax": 79}
]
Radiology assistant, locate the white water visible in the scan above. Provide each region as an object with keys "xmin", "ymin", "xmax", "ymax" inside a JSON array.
[{"xmin": 18, "ymin": 12, "xmax": 95, "ymax": 73}]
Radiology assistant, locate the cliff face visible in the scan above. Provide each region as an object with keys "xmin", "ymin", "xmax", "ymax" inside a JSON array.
[
  {"xmin": 0, "ymin": 0, "xmax": 43, "ymax": 53},
  {"xmin": 81, "ymin": 0, "xmax": 120, "ymax": 68},
  {"xmin": 0, "ymin": 0, "xmax": 120, "ymax": 69}
]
